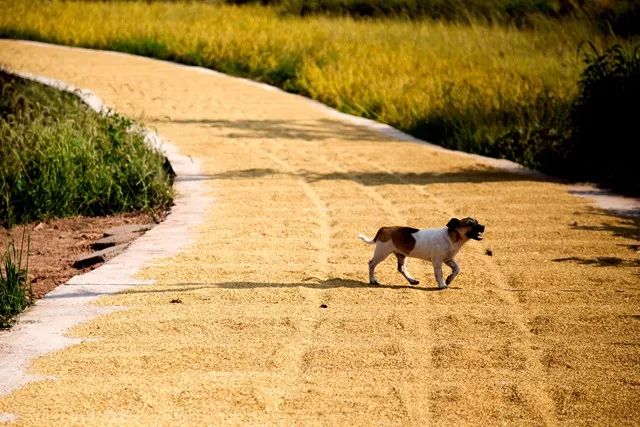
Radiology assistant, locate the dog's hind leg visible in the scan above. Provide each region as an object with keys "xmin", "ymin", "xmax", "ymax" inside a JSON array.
[
  {"xmin": 369, "ymin": 242, "xmax": 393, "ymax": 285},
  {"xmin": 395, "ymin": 252, "xmax": 419, "ymax": 285},
  {"xmin": 444, "ymin": 259, "xmax": 460, "ymax": 286}
]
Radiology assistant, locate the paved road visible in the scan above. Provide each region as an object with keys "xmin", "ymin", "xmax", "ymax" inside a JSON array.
[{"xmin": 0, "ymin": 40, "xmax": 638, "ymax": 425}]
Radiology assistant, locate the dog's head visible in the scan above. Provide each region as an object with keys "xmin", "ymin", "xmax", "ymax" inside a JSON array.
[{"xmin": 446, "ymin": 217, "xmax": 485, "ymax": 241}]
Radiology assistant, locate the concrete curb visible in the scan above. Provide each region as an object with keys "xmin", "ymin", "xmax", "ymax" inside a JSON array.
[{"xmin": 0, "ymin": 67, "xmax": 214, "ymax": 398}]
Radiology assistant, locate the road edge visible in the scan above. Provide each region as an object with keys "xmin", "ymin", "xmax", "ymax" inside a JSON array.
[{"xmin": 0, "ymin": 67, "xmax": 214, "ymax": 402}]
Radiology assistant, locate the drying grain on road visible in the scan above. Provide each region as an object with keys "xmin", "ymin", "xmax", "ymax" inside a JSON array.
[{"xmin": 0, "ymin": 40, "xmax": 638, "ymax": 425}]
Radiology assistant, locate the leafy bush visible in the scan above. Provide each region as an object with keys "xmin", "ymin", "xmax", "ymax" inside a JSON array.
[
  {"xmin": 568, "ymin": 43, "xmax": 640, "ymax": 194},
  {"xmin": 0, "ymin": 71, "xmax": 174, "ymax": 227},
  {"xmin": 405, "ymin": 86, "xmax": 573, "ymax": 173}
]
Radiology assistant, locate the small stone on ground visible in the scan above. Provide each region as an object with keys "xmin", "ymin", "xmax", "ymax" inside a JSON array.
[
  {"xmin": 72, "ymin": 243, "xmax": 129, "ymax": 269},
  {"xmin": 91, "ymin": 232, "xmax": 140, "ymax": 250},
  {"xmin": 103, "ymin": 223, "xmax": 152, "ymax": 236}
]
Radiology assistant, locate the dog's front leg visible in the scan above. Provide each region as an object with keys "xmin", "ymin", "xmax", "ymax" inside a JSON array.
[
  {"xmin": 432, "ymin": 261, "xmax": 447, "ymax": 289},
  {"xmin": 444, "ymin": 259, "xmax": 460, "ymax": 285}
]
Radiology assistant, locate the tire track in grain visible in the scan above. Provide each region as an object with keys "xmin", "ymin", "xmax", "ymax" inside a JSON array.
[
  {"xmin": 274, "ymin": 143, "xmax": 432, "ymax": 424},
  {"xmin": 249, "ymin": 144, "xmax": 331, "ymax": 415},
  {"xmin": 351, "ymin": 150, "xmax": 557, "ymax": 425}
]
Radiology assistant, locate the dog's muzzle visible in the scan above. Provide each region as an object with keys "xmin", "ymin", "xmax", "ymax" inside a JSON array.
[{"xmin": 467, "ymin": 224, "xmax": 485, "ymax": 241}]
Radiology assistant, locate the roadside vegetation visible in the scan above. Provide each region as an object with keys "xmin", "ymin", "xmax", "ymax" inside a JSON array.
[
  {"xmin": 0, "ymin": 71, "xmax": 173, "ymax": 324},
  {"xmin": 0, "ymin": 71, "xmax": 174, "ymax": 227},
  {"xmin": 0, "ymin": 1, "xmax": 637, "ymax": 194},
  {"xmin": 569, "ymin": 43, "xmax": 639, "ymax": 194},
  {"xmin": 0, "ymin": 231, "xmax": 30, "ymax": 328}
]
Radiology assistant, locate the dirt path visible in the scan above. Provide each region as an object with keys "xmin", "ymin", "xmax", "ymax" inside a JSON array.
[{"xmin": 0, "ymin": 40, "xmax": 638, "ymax": 425}]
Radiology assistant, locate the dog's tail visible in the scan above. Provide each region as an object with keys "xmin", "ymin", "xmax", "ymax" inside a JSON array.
[{"xmin": 357, "ymin": 233, "xmax": 376, "ymax": 245}]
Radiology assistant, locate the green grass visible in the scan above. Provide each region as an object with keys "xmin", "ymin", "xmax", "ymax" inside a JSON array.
[
  {"xmin": 0, "ymin": 230, "xmax": 30, "ymax": 328},
  {"xmin": 0, "ymin": 71, "xmax": 174, "ymax": 227},
  {"xmin": 0, "ymin": 1, "xmax": 637, "ymax": 193}
]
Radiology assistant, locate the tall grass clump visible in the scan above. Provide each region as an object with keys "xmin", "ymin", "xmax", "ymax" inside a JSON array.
[
  {"xmin": 567, "ymin": 43, "xmax": 640, "ymax": 194},
  {"xmin": 0, "ymin": 231, "xmax": 31, "ymax": 328},
  {"xmin": 0, "ymin": 71, "xmax": 174, "ymax": 227}
]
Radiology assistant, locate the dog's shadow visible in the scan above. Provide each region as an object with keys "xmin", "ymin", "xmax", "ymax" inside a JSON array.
[
  {"xmin": 48, "ymin": 278, "xmax": 461, "ymax": 300},
  {"xmin": 139, "ymin": 277, "xmax": 462, "ymax": 295},
  {"xmin": 315, "ymin": 277, "xmax": 461, "ymax": 292}
]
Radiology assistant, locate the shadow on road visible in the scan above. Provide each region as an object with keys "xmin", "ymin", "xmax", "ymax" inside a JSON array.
[
  {"xmin": 49, "ymin": 278, "xmax": 461, "ymax": 299},
  {"xmin": 175, "ymin": 167, "xmax": 543, "ymax": 186},
  {"xmin": 554, "ymin": 207, "xmax": 639, "ymax": 268},
  {"xmin": 570, "ymin": 207, "xmax": 640, "ymax": 241},
  {"xmin": 156, "ymin": 118, "xmax": 388, "ymax": 142},
  {"xmin": 552, "ymin": 256, "xmax": 640, "ymax": 268}
]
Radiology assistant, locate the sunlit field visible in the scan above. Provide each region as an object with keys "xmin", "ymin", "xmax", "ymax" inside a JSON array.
[
  {"xmin": 0, "ymin": 2, "xmax": 639, "ymax": 423},
  {"xmin": 0, "ymin": 1, "xmax": 635, "ymax": 187}
]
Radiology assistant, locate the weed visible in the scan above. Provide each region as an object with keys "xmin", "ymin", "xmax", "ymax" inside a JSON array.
[{"xmin": 0, "ymin": 229, "xmax": 31, "ymax": 328}]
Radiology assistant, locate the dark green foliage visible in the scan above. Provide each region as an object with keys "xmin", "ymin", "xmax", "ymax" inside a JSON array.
[
  {"xmin": 596, "ymin": 1, "xmax": 640, "ymax": 37},
  {"xmin": 0, "ymin": 71, "xmax": 174, "ymax": 227},
  {"xmin": 488, "ymin": 92, "xmax": 573, "ymax": 172},
  {"xmin": 229, "ymin": 0, "xmax": 639, "ymax": 34},
  {"xmin": 0, "ymin": 231, "xmax": 30, "ymax": 328},
  {"xmin": 405, "ymin": 43, "xmax": 640, "ymax": 195},
  {"xmin": 408, "ymin": 90, "xmax": 573, "ymax": 173},
  {"xmin": 110, "ymin": 37, "xmax": 170, "ymax": 59},
  {"xmin": 568, "ymin": 43, "xmax": 640, "ymax": 194},
  {"xmin": 232, "ymin": 0, "xmax": 565, "ymax": 22}
]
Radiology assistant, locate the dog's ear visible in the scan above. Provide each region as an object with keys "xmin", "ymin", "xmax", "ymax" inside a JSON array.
[{"xmin": 446, "ymin": 218, "xmax": 461, "ymax": 229}]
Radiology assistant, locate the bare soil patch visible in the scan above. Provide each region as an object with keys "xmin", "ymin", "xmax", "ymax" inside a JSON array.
[{"xmin": 0, "ymin": 213, "xmax": 159, "ymax": 299}]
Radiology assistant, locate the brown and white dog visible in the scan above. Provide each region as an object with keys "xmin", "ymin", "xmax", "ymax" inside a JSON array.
[{"xmin": 358, "ymin": 217, "xmax": 485, "ymax": 289}]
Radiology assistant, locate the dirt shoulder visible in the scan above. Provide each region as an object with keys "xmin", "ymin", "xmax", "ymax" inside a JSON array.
[{"xmin": 1, "ymin": 213, "xmax": 158, "ymax": 300}]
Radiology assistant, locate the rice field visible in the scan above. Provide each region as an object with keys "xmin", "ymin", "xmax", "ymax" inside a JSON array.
[{"xmin": 0, "ymin": 1, "xmax": 635, "ymax": 180}]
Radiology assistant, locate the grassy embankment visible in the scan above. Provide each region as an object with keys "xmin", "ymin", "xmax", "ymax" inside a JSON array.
[
  {"xmin": 0, "ymin": 71, "xmax": 174, "ymax": 227},
  {"xmin": 0, "ymin": 1, "xmax": 637, "ymax": 193},
  {"xmin": 0, "ymin": 71, "xmax": 174, "ymax": 324}
]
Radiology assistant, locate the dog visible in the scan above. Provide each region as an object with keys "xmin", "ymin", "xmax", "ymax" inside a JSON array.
[{"xmin": 358, "ymin": 217, "xmax": 485, "ymax": 289}]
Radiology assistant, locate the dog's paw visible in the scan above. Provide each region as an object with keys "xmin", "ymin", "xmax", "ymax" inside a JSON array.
[
  {"xmin": 445, "ymin": 275, "xmax": 454, "ymax": 285},
  {"xmin": 438, "ymin": 283, "xmax": 448, "ymax": 290},
  {"xmin": 408, "ymin": 279, "xmax": 419, "ymax": 286},
  {"xmin": 370, "ymin": 279, "xmax": 380, "ymax": 286}
]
